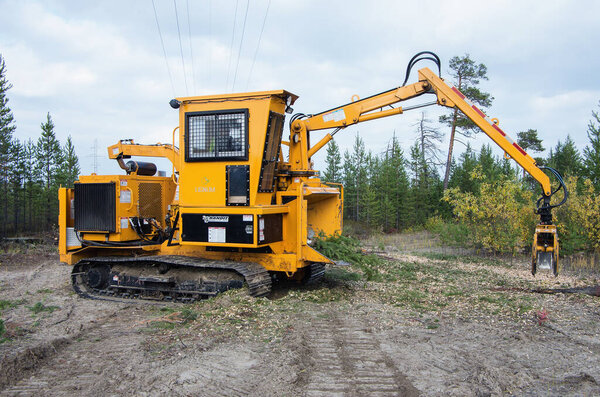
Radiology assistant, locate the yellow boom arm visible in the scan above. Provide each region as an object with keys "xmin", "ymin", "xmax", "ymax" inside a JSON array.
[
  {"xmin": 291, "ymin": 57, "xmax": 563, "ymax": 275},
  {"xmin": 291, "ymin": 67, "xmax": 551, "ymax": 196},
  {"xmin": 107, "ymin": 140, "xmax": 179, "ymax": 166}
]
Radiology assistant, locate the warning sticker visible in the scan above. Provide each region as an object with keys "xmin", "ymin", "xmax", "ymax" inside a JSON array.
[
  {"xmin": 322, "ymin": 109, "xmax": 346, "ymax": 123},
  {"xmin": 208, "ymin": 227, "xmax": 226, "ymax": 243},
  {"xmin": 120, "ymin": 218, "xmax": 129, "ymax": 229},
  {"xmin": 120, "ymin": 180, "xmax": 127, "ymax": 186},
  {"xmin": 120, "ymin": 190, "xmax": 131, "ymax": 203}
]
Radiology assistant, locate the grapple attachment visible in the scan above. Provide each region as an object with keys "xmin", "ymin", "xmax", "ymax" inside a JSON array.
[{"xmin": 531, "ymin": 224, "xmax": 559, "ymax": 276}]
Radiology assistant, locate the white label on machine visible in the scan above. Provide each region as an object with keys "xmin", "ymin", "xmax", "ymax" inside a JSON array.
[
  {"xmin": 113, "ymin": 147, "xmax": 120, "ymax": 155},
  {"xmin": 120, "ymin": 218, "xmax": 129, "ymax": 229},
  {"xmin": 322, "ymin": 109, "xmax": 346, "ymax": 123},
  {"xmin": 175, "ymin": 185, "xmax": 179, "ymax": 201},
  {"xmin": 120, "ymin": 180, "xmax": 127, "ymax": 186},
  {"xmin": 66, "ymin": 227, "xmax": 81, "ymax": 248},
  {"xmin": 208, "ymin": 227, "xmax": 226, "ymax": 243},
  {"xmin": 120, "ymin": 190, "xmax": 131, "ymax": 203},
  {"xmin": 243, "ymin": 214, "xmax": 253, "ymax": 222}
]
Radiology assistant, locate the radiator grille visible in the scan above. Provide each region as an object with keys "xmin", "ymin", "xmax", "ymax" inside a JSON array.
[
  {"xmin": 138, "ymin": 182, "xmax": 163, "ymax": 220},
  {"xmin": 74, "ymin": 183, "xmax": 116, "ymax": 232}
]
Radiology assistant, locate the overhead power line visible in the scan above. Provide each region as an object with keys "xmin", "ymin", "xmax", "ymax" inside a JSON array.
[
  {"xmin": 246, "ymin": 0, "xmax": 271, "ymax": 90},
  {"xmin": 232, "ymin": 0, "xmax": 249, "ymax": 92},
  {"xmin": 186, "ymin": 0, "xmax": 196, "ymax": 93},
  {"xmin": 208, "ymin": 0, "xmax": 212, "ymax": 84},
  {"xmin": 226, "ymin": 0, "xmax": 240, "ymax": 91},
  {"xmin": 173, "ymin": 0, "xmax": 189, "ymax": 95},
  {"xmin": 151, "ymin": 0, "xmax": 176, "ymax": 97}
]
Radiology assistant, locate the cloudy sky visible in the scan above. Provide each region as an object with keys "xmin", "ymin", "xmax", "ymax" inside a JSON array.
[{"xmin": 1, "ymin": 0, "xmax": 599, "ymax": 176}]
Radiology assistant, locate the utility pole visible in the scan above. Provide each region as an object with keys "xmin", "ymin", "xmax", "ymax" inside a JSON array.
[{"xmin": 90, "ymin": 139, "xmax": 99, "ymax": 174}]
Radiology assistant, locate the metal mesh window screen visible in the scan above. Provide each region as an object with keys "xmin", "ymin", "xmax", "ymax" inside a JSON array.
[{"xmin": 186, "ymin": 110, "xmax": 248, "ymax": 161}]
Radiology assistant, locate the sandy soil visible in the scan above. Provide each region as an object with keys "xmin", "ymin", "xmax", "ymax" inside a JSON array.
[{"xmin": 0, "ymin": 245, "xmax": 599, "ymax": 396}]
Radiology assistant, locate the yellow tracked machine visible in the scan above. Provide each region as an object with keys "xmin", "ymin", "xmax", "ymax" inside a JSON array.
[{"xmin": 58, "ymin": 52, "xmax": 567, "ymax": 302}]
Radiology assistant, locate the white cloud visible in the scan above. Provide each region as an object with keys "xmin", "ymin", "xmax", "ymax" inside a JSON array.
[{"xmin": 0, "ymin": 0, "xmax": 599, "ymax": 176}]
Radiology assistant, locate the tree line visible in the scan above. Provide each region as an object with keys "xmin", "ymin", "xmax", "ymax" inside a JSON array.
[
  {"xmin": 322, "ymin": 54, "xmax": 600, "ymax": 255},
  {"xmin": 0, "ymin": 54, "xmax": 80, "ymax": 237}
]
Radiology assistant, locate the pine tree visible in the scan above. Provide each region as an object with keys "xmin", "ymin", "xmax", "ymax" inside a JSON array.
[
  {"xmin": 342, "ymin": 149, "xmax": 356, "ymax": 220},
  {"xmin": 362, "ymin": 153, "xmax": 381, "ymax": 226},
  {"xmin": 547, "ymin": 135, "xmax": 581, "ymax": 178},
  {"xmin": 9, "ymin": 139, "xmax": 26, "ymax": 234},
  {"xmin": 58, "ymin": 135, "xmax": 80, "ymax": 188},
  {"xmin": 449, "ymin": 143, "xmax": 479, "ymax": 193},
  {"xmin": 350, "ymin": 133, "xmax": 367, "ymax": 221},
  {"xmin": 517, "ymin": 129, "xmax": 544, "ymax": 153},
  {"xmin": 322, "ymin": 139, "xmax": 342, "ymax": 183},
  {"xmin": 583, "ymin": 102, "xmax": 600, "ymax": 189},
  {"xmin": 517, "ymin": 128, "xmax": 545, "ymax": 179},
  {"xmin": 408, "ymin": 142, "xmax": 427, "ymax": 226},
  {"xmin": 375, "ymin": 136, "xmax": 408, "ymax": 231},
  {"xmin": 386, "ymin": 136, "xmax": 409, "ymax": 230},
  {"xmin": 36, "ymin": 113, "xmax": 63, "ymax": 230},
  {"xmin": 478, "ymin": 144, "xmax": 502, "ymax": 182},
  {"xmin": 23, "ymin": 140, "xmax": 40, "ymax": 232},
  {"xmin": 0, "ymin": 54, "xmax": 16, "ymax": 237},
  {"xmin": 440, "ymin": 54, "xmax": 493, "ymax": 190}
]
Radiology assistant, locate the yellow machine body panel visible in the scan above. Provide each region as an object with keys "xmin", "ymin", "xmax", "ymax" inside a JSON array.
[{"xmin": 59, "ymin": 89, "xmax": 341, "ymax": 275}]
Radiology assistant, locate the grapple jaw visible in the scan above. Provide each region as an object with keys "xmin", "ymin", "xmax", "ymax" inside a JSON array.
[{"xmin": 531, "ymin": 224, "xmax": 559, "ymax": 276}]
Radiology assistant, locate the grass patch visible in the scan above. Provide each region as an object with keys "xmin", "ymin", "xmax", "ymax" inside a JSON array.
[
  {"xmin": 393, "ymin": 289, "xmax": 434, "ymax": 312},
  {"xmin": 36, "ymin": 288, "xmax": 53, "ymax": 294},
  {"xmin": 0, "ymin": 319, "xmax": 7, "ymax": 343},
  {"xmin": 0, "ymin": 299, "xmax": 26, "ymax": 310},
  {"xmin": 151, "ymin": 321, "xmax": 177, "ymax": 330},
  {"xmin": 479, "ymin": 295, "xmax": 502, "ymax": 304},
  {"xmin": 27, "ymin": 302, "xmax": 59, "ymax": 314},
  {"xmin": 442, "ymin": 287, "xmax": 466, "ymax": 297},
  {"xmin": 390, "ymin": 262, "xmax": 418, "ymax": 282}
]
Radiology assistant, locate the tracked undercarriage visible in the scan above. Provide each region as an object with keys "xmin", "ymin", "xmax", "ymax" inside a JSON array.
[
  {"xmin": 72, "ymin": 256, "xmax": 273, "ymax": 303},
  {"xmin": 72, "ymin": 256, "xmax": 326, "ymax": 303}
]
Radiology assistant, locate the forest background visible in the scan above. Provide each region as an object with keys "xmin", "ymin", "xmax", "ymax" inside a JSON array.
[{"xmin": 2, "ymin": 53, "xmax": 600, "ymax": 257}]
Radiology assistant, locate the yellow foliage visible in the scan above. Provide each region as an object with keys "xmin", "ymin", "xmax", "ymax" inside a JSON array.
[
  {"xmin": 564, "ymin": 178, "xmax": 600, "ymax": 250},
  {"xmin": 444, "ymin": 167, "xmax": 535, "ymax": 255}
]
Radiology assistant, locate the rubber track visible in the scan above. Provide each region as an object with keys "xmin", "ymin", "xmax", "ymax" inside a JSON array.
[
  {"xmin": 72, "ymin": 255, "xmax": 271, "ymax": 303},
  {"xmin": 304, "ymin": 263, "xmax": 326, "ymax": 285}
]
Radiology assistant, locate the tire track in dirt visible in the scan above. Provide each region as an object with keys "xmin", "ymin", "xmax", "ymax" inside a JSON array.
[
  {"xmin": 172, "ymin": 349, "xmax": 265, "ymax": 396},
  {"xmin": 0, "ymin": 309, "xmax": 134, "ymax": 396},
  {"xmin": 300, "ymin": 311, "xmax": 420, "ymax": 397}
]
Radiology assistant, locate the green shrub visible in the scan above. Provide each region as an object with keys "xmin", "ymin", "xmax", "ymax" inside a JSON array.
[
  {"xmin": 313, "ymin": 234, "xmax": 386, "ymax": 281},
  {"xmin": 180, "ymin": 307, "xmax": 198, "ymax": 324}
]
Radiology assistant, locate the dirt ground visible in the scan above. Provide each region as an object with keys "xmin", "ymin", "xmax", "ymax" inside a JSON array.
[{"xmin": 1, "ymin": 240, "xmax": 599, "ymax": 396}]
